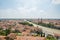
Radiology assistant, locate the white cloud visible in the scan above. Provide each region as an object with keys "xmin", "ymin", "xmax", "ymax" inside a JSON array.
[
  {"xmin": 0, "ymin": 6, "xmax": 45, "ymax": 18},
  {"xmin": 0, "ymin": 0, "xmax": 60, "ymax": 18},
  {"xmin": 52, "ymin": 0, "xmax": 60, "ymax": 4}
]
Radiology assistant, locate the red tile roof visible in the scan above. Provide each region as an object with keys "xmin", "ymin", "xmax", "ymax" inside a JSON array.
[
  {"xmin": 54, "ymin": 33, "xmax": 60, "ymax": 37},
  {"xmin": 0, "ymin": 36, "xmax": 46, "ymax": 40}
]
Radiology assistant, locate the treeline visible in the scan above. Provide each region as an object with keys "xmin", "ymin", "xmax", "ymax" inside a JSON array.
[
  {"xmin": 18, "ymin": 22, "xmax": 33, "ymax": 26},
  {"xmin": 38, "ymin": 22, "xmax": 60, "ymax": 30},
  {"xmin": 0, "ymin": 27, "xmax": 21, "ymax": 36}
]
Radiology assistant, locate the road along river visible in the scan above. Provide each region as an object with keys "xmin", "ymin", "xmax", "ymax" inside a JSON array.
[{"xmin": 26, "ymin": 21, "xmax": 60, "ymax": 36}]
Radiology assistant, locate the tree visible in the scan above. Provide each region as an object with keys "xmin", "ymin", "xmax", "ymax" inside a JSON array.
[
  {"xmin": 28, "ymin": 24, "xmax": 33, "ymax": 26},
  {"xmin": 46, "ymin": 34, "xmax": 57, "ymax": 40},
  {"xmin": 4, "ymin": 29, "xmax": 10, "ymax": 36}
]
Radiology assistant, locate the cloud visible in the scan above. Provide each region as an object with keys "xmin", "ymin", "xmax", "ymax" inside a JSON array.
[
  {"xmin": 0, "ymin": 0, "xmax": 60, "ymax": 18},
  {"xmin": 52, "ymin": 0, "xmax": 60, "ymax": 4},
  {"xmin": 0, "ymin": 7, "xmax": 45, "ymax": 18}
]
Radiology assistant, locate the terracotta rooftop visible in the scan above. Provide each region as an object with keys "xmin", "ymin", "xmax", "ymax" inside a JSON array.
[
  {"xmin": 0, "ymin": 36, "xmax": 6, "ymax": 40},
  {"xmin": 15, "ymin": 36, "xmax": 46, "ymax": 40},
  {"xmin": 0, "ymin": 36, "xmax": 46, "ymax": 40},
  {"xmin": 54, "ymin": 33, "xmax": 60, "ymax": 37}
]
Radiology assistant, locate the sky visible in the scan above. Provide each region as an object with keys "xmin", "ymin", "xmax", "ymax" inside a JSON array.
[{"xmin": 0, "ymin": 0, "xmax": 60, "ymax": 19}]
